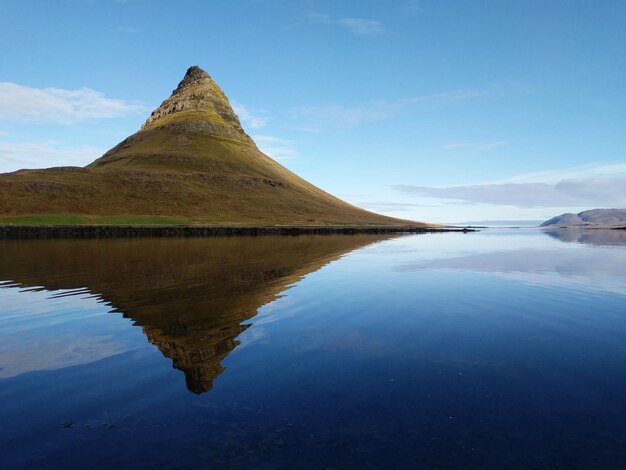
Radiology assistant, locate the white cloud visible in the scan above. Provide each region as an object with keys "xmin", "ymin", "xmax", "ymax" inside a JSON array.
[
  {"xmin": 0, "ymin": 141, "xmax": 104, "ymax": 173},
  {"xmin": 0, "ymin": 82, "xmax": 147, "ymax": 124},
  {"xmin": 394, "ymin": 173, "xmax": 626, "ymax": 208},
  {"xmin": 308, "ymin": 13, "xmax": 384, "ymax": 35},
  {"xmin": 394, "ymin": 161, "xmax": 626, "ymax": 209},
  {"xmin": 253, "ymin": 135, "xmax": 298, "ymax": 162},
  {"xmin": 233, "ymin": 102, "xmax": 269, "ymax": 129},
  {"xmin": 293, "ymin": 89, "xmax": 489, "ymax": 127},
  {"xmin": 497, "ymin": 162, "xmax": 626, "ymax": 184}
]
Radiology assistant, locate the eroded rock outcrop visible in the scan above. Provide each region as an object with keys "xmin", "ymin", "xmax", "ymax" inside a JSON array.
[{"xmin": 140, "ymin": 66, "xmax": 253, "ymax": 144}]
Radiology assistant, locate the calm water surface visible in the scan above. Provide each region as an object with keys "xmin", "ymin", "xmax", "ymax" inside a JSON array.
[{"xmin": 1, "ymin": 229, "xmax": 626, "ymax": 468}]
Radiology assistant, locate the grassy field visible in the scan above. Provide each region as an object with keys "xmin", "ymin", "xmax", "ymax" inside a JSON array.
[
  {"xmin": 0, "ymin": 163, "xmax": 422, "ymax": 227},
  {"xmin": 0, "ymin": 214, "xmax": 193, "ymax": 226}
]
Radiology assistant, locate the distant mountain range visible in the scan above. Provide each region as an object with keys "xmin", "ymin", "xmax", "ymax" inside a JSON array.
[
  {"xmin": 541, "ymin": 209, "xmax": 626, "ymax": 227},
  {"xmin": 0, "ymin": 66, "xmax": 419, "ymax": 227}
]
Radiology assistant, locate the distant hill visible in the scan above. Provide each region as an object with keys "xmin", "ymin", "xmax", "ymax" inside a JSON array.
[
  {"xmin": 0, "ymin": 66, "xmax": 421, "ymax": 227},
  {"xmin": 541, "ymin": 209, "xmax": 626, "ymax": 227}
]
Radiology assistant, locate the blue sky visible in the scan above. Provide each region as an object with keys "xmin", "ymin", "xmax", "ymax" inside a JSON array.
[{"xmin": 0, "ymin": 0, "xmax": 624, "ymax": 223}]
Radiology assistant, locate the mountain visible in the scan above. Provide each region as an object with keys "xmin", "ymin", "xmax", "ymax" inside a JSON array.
[
  {"xmin": 541, "ymin": 209, "xmax": 626, "ymax": 228},
  {"xmin": 0, "ymin": 66, "xmax": 421, "ymax": 227},
  {"xmin": 0, "ymin": 235, "xmax": 395, "ymax": 393}
]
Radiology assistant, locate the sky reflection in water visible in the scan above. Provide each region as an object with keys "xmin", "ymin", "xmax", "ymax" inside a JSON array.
[{"xmin": 1, "ymin": 230, "xmax": 625, "ymax": 468}]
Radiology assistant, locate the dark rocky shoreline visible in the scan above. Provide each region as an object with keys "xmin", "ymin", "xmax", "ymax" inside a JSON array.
[{"xmin": 0, "ymin": 225, "xmax": 473, "ymax": 239}]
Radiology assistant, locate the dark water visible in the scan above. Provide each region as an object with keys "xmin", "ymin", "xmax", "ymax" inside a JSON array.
[{"xmin": 1, "ymin": 229, "xmax": 626, "ymax": 468}]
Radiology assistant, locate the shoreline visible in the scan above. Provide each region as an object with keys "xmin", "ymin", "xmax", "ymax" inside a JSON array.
[{"xmin": 0, "ymin": 225, "xmax": 474, "ymax": 240}]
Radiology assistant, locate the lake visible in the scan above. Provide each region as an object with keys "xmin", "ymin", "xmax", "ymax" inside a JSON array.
[{"xmin": 1, "ymin": 229, "xmax": 626, "ymax": 468}]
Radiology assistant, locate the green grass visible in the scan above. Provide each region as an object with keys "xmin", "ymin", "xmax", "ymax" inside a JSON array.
[{"xmin": 0, "ymin": 214, "xmax": 193, "ymax": 226}]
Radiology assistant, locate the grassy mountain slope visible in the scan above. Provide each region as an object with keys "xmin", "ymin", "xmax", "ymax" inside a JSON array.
[{"xmin": 0, "ymin": 67, "xmax": 425, "ymax": 227}]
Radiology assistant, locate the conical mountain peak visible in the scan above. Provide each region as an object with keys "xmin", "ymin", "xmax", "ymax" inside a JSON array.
[
  {"xmin": 183, "ymin": 65, "xmax": 210, "ymax": 80},
  {"xmin": 0, "ymin": 65, "xmax": 421, "ymax": 226},
  {"xmin": 173, "ymin": 65, "xmax": 213, "ymax": 95},
  {"xmin": 140, "ymin": 65, "xmax": 249, "ymax": 142}
]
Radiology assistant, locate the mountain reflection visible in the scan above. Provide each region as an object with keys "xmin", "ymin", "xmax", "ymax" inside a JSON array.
[
  {"xmin": 0, "ymin": 235, "xmax": 392, "ymax": 393},
  {"xmin": 543, "ymin": 228, "xmax": 626, "ymax": 247}
]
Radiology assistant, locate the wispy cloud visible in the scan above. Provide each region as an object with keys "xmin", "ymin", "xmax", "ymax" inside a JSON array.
[
  {"xmin": 233, "ymin": 102, "xmax": 269, "ymax": 130},
  {"xmin": 337, "ymin": 18, "xmax": 384, "ymax": 35},
  {"xmin": 293, "ymin": 90, "xmax": 489, "ymax": 129},
  {"xmin": 253, "ymin": 135, "xmax": 298, "ymax": 162},
  {"xmin": 294, "ymin": 103, "xmax": 391, "ymax": 126},
  {"xmin": 308, "ymin": 13, "xmax": 384, "ymax": 35},
  {"xmin": 496, "ymin": 162, "xmax": 626, "ymax": 184},
  {"xmin": 293, "ymin": 89, "xmax": 489, "ymax": 127},
  {"xmin": 117, "ymin": 26, "xmax": 138, "ymax": 33},
  {"xmin": 0, "ymin": 82, "xmax": 146, "ymax": 124},
  {"xmin": 394, "ymin": 161, "xmax": 626, "ymax": 208},
  {"xmin": 0, "ymin": 140, "xmax": 105, "ymax": 173},
  {"xmin": 358, "ymin": 201, "xmax": 439, "ymax": 212},
  {"xmin": 404, "ymin": 0, "xmax": 422, "ymax": 16},
  {"xmin": 294, "ymin": 80, "xmax": 526, "ymax": 129},
  {"xmin": 443, "ymin": 141, "xmax": 511, "ymax": 151}
]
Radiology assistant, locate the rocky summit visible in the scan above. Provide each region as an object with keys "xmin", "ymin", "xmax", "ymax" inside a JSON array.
[
  {"xmin": 142, "ymin": 66, "xmax": 250, "ymax": 139},
  {"xmin": 0, "ymin": 66, "xmax": 424, "ymax": 227},
  {"xmin": 91, "ymin": 66, "xmax": 256, "ymax": 171}
]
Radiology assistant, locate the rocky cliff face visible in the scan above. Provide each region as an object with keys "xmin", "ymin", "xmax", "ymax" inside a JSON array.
[
  {"xmin": 89, "ymin": 66, "xmax": 257, "ymax": 171},
  {"xmin": 140, "ymin": 66, "xmax": 253, "ymax": 144}
]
